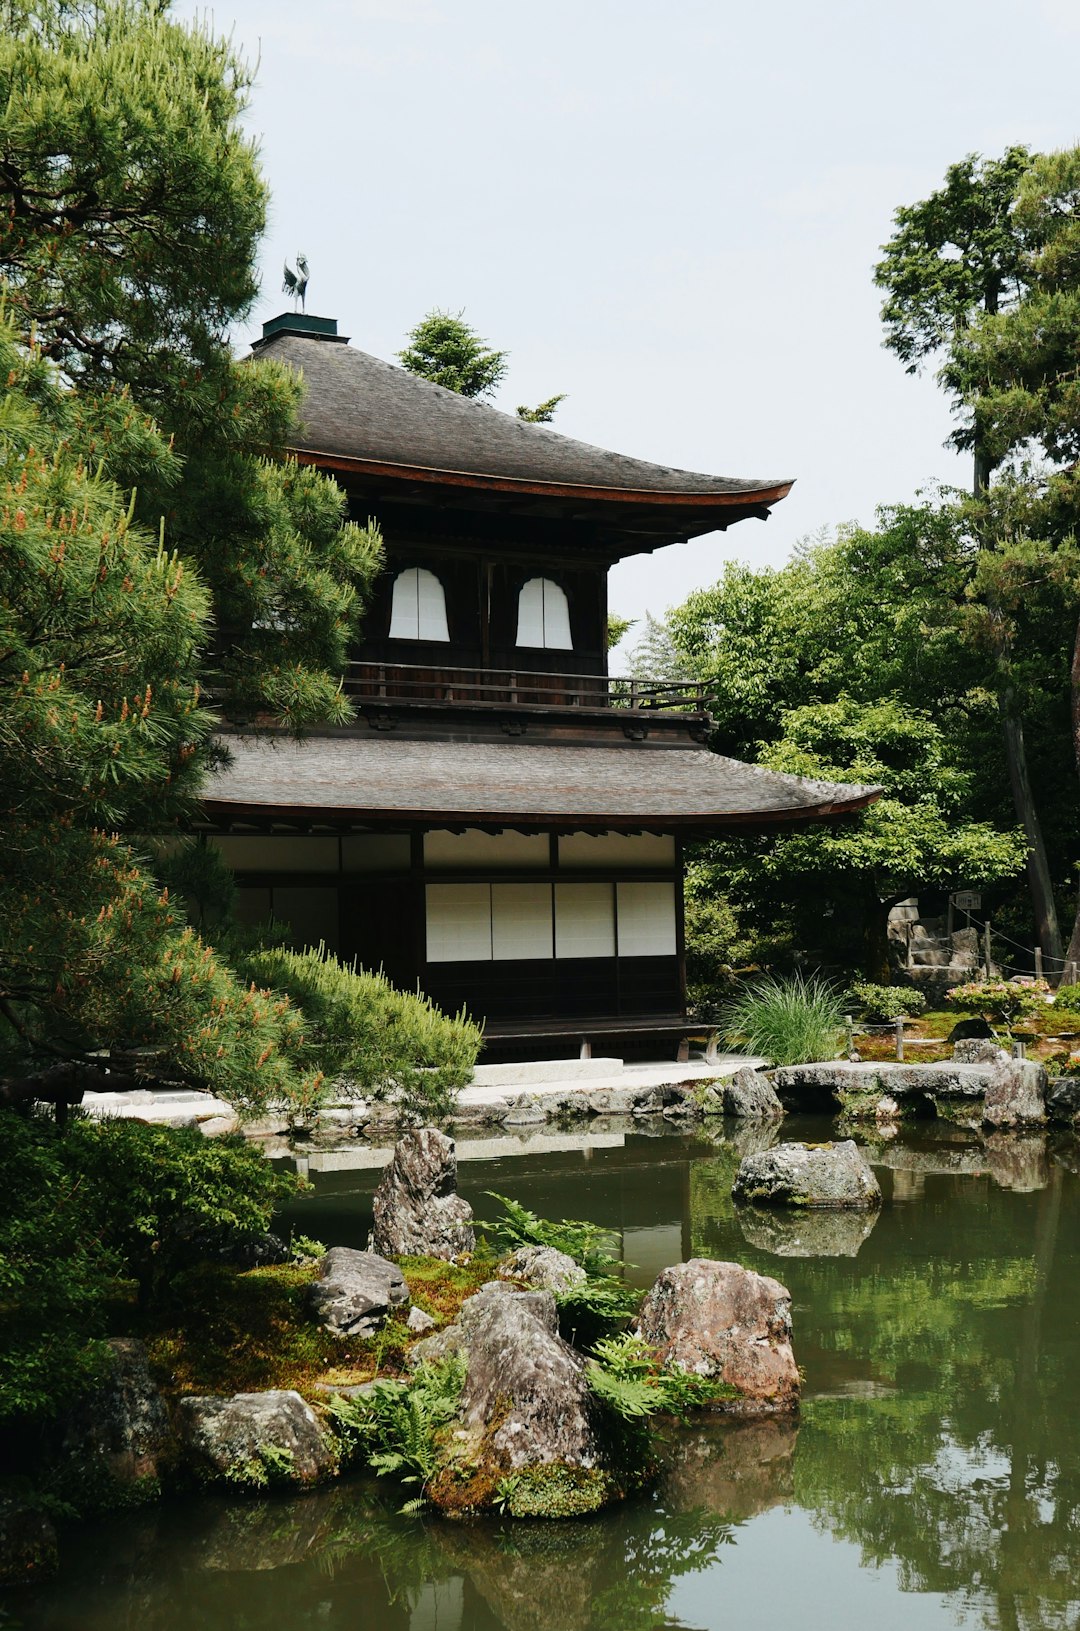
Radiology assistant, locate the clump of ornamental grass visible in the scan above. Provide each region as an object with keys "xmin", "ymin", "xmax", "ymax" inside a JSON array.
[{"xmin": 721, "ymin": 972, "xmax": 846, "ymax": 1066}]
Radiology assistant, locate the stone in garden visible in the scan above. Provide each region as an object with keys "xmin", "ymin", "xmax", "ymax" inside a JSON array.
[
  {"xmin": 57, "ymin": 1337, "xmax": 172, "ymax": 1498},
  {"xmin": 981, "ymin": 1058, "xmax": 1047, "ymax": 1129},
  {"xmin": 633, "ymin": 1259, "xmax": 799, "ymax": 1414},
  {"xmin": 497, "ymin": 1244, "xmax": 587, "ymax": 1293},
  {"xmin": 731, "ymin": 1140, "xmax": 881, "ymax": 1209},
  {"xmin": 176, "ymin": 1390, "xmax": 336, "ymax": 1488},
  {"xmin": 953, "ymin": 1037, "xmax": 1008, "ymax": 1064},
  {"xmin": 370, "ymin": 1128, "xmax": 475, "ymax": 1260},
  {"xmin": 307, "ymin": 1247, "xmax": 409, "ymax": 1337},
  {"xmin": 723, "ymin": 1068, "xmax": 785, "ymax": 1121},
  {"xmin": 1046, "ymin": 1075, "xmax": 1080, "ymax": 1124},
  {"xmin": 452, "ymin": 1285, "xmax": 603, "ymax": 1476},
  {"xmin": 406, "ymin": 1305, "xmax": 436, "ymax": 1333}
]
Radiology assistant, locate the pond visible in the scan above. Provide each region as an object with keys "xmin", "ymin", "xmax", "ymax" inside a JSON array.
[{"xmin": 8, "ymin": 1115, "xmax": 1080, "ymax": 1631}]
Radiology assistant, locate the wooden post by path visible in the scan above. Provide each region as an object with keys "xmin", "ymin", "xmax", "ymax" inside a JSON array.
[
  {"xmin": 984, "ymin": 920, "xmax": 993, "ymax": 979},
  {"xmin": 1035, "ymin": 947, "xmax": 1044, "ymax": 983},
  {"xmin": 895, "ymin": 1017, "xmax": 904, "ymax": 1061}
]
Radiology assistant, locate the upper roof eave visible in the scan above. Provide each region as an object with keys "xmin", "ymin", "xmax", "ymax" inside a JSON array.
[{"xmin": 288, "ymin": 445, "xmax": 794, "ymax": 511}]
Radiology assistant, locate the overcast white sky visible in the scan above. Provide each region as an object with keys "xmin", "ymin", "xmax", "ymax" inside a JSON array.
[{"xmin": 185, "ymin": 0, "xmax": 1080, "ymax": 648}]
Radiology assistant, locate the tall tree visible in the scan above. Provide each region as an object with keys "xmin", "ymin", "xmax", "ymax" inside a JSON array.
[
  {"xmin": 398, "ymin": 309, "xmax": 509, "ymax": 398},
  {"xmin": 399, "ymin": 308, "xmax": 566, "ymax": 421},
  {"xmin": 876, "ymin": 148, "xmax": 1065, "ymax": 963},
  {"xmin": 949, "ymin": 147, "xmax": 1080, "ymax": 973},
  {"xmin": 0, "ymin": 0, "xmax": 382, "ymax": 729}
]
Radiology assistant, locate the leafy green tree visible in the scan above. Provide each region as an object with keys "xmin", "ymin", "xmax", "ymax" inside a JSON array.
[
  {"xmin": 875, "ymin": 147, "xmax": 1070, "ymax": 963},
  {"xmin": 0, "ymin": 0, "xmax": 264, "ymax": 405},
  {"xmin": 0, "ymin": 0, "xmax": 383, "ymax": 729},
  {"xmin": 399, "ymin": 308, "xmax": 566, "ymax": 423},
  {"xmin": 398, "ymin": 309, "xmax": 509, "ymax": 398},
  {"xmin": 0, "ymin": 318, "xmax": 478, "ymax": 1114},
  {"xmin": 874, "ymin": 145, "xmax": 1034, "ymax": 493}
]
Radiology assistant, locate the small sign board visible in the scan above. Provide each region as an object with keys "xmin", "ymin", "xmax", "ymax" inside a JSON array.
[{"xmin": 952, "ymin": 890, "xmax": 982, "ymax": 912}]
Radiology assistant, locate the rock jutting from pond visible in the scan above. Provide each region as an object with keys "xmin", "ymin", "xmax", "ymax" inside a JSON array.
[
  {"xmin": 731, "ymin": 1140, "xmax": 882, "ymax": 1209},
  {"xmin": 428, "ymin": 1283, "xmax": 614, "ymax": 1517},
  {"xmin": 176, "ymin": 1390, "xmax": 337, "ymax": 1489},
  {"xmin": 307, "ymin": 1247, "xmax": 410, "ymax": 1338},
  {"xmin": 981, "ymin": 1058, "xmax": 1047, "ymax": 1129},
  {"xmin": 720, "ymin": 1067, "xmax": 785, "ymax": 1121},
  {"xmin": 632, "ymin": 1259, "xmax": 800, "ymax": 1415},
  {"xmin": 370, "ymin": 1127, "xmax": 475, "ymax": 1260},
  {"xmin": 1047, "ymin": 1075, "xmax": 1080, "ymax": 1125}
]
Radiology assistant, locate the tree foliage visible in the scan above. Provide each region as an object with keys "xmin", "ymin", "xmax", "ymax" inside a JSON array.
[{"xmin": 398, "ymin": 309, "xmax": 509, "ymax": 399}]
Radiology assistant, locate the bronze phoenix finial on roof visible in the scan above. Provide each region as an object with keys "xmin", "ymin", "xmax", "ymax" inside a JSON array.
[{"xmin": 282, "ymin": 253, "xmax": 310, "ymax": 313}]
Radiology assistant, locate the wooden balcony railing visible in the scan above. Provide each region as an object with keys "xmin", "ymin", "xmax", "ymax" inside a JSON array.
[{"xmin": 344, "ymin": 660, "xmax": 710, "ymax": 715}]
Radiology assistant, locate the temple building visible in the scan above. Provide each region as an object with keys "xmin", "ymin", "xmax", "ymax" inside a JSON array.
[{"xmin": 200, "ymin": 312, "xmax": 877, "ymax": 1054}]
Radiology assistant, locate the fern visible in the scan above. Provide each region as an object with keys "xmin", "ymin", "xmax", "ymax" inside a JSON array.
[
  {"xmin": 327, "ymin": 1355, "xmax": 464, "ymax": 1505},
  {"xmin": 586, "ymin": 1334, "xmax": 735, "ymax": 1420},
  {"xmin": 480, "ymin": 1193, "xmax": 621, "ymax": 1277}
]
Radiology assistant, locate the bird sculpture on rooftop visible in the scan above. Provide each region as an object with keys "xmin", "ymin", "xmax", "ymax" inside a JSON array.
[{"xmin": 282, "ymin": 253, "xmax": 310, "ymax": 313}]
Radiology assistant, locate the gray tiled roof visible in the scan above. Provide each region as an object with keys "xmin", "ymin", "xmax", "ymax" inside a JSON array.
[
  {"xmin": 203, "ymin": 732, "xmax": 878, "ymax": 829},
  {"xmin": 253, "ymin": 330, "xmax": 791, "ymax": 501}
]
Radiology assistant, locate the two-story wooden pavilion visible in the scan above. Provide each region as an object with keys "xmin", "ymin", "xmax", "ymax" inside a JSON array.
[{"xmin": 200, "ymin": 313, "xmax": 876, "ymax": 1054}]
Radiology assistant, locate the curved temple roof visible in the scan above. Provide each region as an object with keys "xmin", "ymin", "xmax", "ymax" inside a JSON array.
[
  {"xmin": 251, "ymin": 322, "xmax": 792, "ymax": 542},
  {"xmin": 203, "ymin": 732, "xmax": 880, "ymax": 831}
]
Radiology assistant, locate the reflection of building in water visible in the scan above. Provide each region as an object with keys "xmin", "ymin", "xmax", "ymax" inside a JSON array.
[{"xmin": 409, "ymin": 1577, "xmax": 464, "ymax": 1631}]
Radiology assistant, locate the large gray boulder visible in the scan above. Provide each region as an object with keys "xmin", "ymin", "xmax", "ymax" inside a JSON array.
[
  {"xmin": 732, "ymin": 1139, "xmax": 881, "ymax": 1209},
  {"xmin": 424, "ymin": 1284, "xmax": 613, "ymax": 1516},
  {"xmin": 723, "ymin": 1068, "xmax": 784, "ymax": 1121},
  {"xmin": 496, "ymin": 1244, "xmax": 587, "ymax": 1293},
  {"xmin": 176, "ymin": 1390, "xmax": 336, "ymax": 1488},
  {"xmin": 370, "ymin": 1128, "xmax": 475, "ymax": 1259},
  {"xmin": 57, "ymin": 1338, "xmax": 172, "ymax": 1504},
  {"xmin": 982, "ymin": 1058, "xmax": 1047, "ymax": 1128},
  {"xmin": 455, "ymin": 1287, "xmax": 603, "ymax": 1471},
  {"xmin": 953, "ymin": 1037, "xmax": 1008, "ymax": 1064},
  {"xmin": 633, "ymin": 1259, "xmax": 799, "ymax": 1415},
  {"xmin": 307, "ymin": 1247, "xmax": 409, "ymax": 1337}
]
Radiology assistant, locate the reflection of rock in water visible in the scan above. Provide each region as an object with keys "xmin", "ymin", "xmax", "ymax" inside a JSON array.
[
  {"xmin": 713, "ymin": 1121, "xmax": 784, "ymax": 1161},
  {"xmin": 431, "ymin": 1495, "xmax": 736, "ymax": 1631},
  {"xmin": 736, "ymin": 1205, "xmax": 879, "ymax": 1257},
  {"xmin": 983, "ymin": 1131, "xmax": 1049, "ymax": 1191},
  {"xmin": 186, "ymin": 1490, "xmax": 344, "ymax": 1572},
  {"xmin": 431, "ymin": 1520, "xmax": 615, "ymax": 1631},
  {"xmin": 659, "ymin": 1415, "xmax": 797, "ymax": 1519}
]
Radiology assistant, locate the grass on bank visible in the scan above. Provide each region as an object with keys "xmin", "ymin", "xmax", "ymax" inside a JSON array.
[{"xmin": 141, "ymin": 1257, "xmax": 493, "ymax": 1401}]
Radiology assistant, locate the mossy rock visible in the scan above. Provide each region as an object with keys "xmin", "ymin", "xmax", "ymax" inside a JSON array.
[{"xmin": 497, "ymin": 1463, "xmax": 614, "ymax": 1518}]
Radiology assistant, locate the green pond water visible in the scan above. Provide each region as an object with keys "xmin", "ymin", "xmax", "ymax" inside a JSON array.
[{"xmin": 8, "ymin": 1115, "xmax": 1080, "ymax": 1631}]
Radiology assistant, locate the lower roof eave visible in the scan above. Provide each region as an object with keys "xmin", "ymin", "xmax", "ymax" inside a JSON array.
[{"xmin": 198, "ymin": 790, "xmax": 881, "ymax": 833}]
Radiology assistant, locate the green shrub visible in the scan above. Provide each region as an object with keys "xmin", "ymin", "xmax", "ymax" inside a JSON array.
[
  {"xmin": 585, "ymin": 1333, "xmax": 735, "ymax": 1420},
  {"xmin": 848, "ymin": 982, "xmax": 927, "ymax": 1021},
  {"xmin": 0, "ymin": 1110, "xmax": 298, "ymax": 1426},
  {"xmin": 1053, "ymin": 982, "xmax": 1080, "ymax": 1012},
  {"xmin": 720, "ymin": 972, "xmax": 846, "ymax": 1065},
  {"xmin": 945, "ymin": 979, "xmax": 1050, "ymax": 1025},
  {"xmin": 237, "ymin": 944, "xmax": 481, "ymax": 1119}
]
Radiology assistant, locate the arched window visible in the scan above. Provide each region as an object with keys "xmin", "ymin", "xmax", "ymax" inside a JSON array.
[
  {"xmin": 388, "ymin": 567, "xmax": 450, "ymax": 642},
  {"xmin": 516, "ymin": 577, "xmax": 572, "ymax": 650}
]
